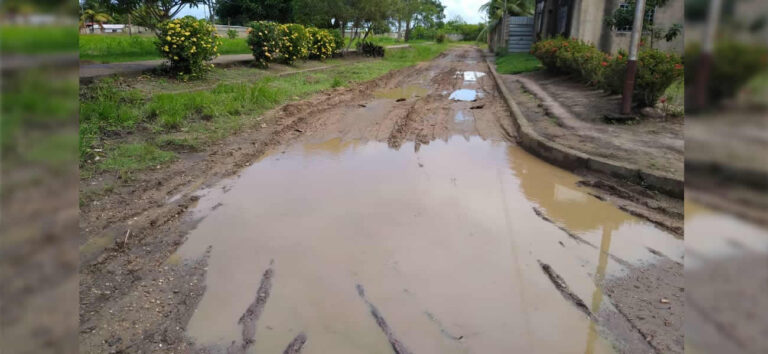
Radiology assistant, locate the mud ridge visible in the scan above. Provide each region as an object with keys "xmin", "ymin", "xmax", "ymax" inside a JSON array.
[
  {"xmin": 234, "ymin": 264, "xmax": 274, "ymax": 353},
  {"xmin": 282, "ymin": 332, "xmax": 308, "ymax": 354},
  {"xmin": 355, "ymin": 284, "xmax": 412, "ymax": 354},
  {"xmin": 532, "ymin": 207, "xmax": 634, "ymax": 268},
  {"xmin": 538, "ymin": 261, "xmax": 594, "ymax": 319},
  {"xmin": 576, "ymin": 178, "xmax": 683, "ymax": 237}
]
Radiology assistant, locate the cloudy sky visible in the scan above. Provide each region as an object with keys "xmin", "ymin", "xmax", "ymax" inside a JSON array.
[{"xmin": 178, "ymin": 0, "xmax": 487, "ymax": 24}]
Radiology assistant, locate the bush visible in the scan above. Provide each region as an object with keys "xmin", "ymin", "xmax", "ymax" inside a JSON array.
[
  {"xmin": 532, "ymin": 37, "xmax": 683, "ymax": 107},
  {"xmin": 280, "ymin": 23, "xmax": 310, "ymax": 65},
  {"xmin": 684, "ymin": 40, "xmax": 768, "ymax": 102},
  {"xmin": 436, "ymin": 32, "xmax": 446, "ymax": 44},
  {"xmin": 307, "ymin": 27, "xmax": 335, "ymax": 60},
  {"xmin": 357, "ymin": 41, "xmax": 385, "ymax": 57},
  {"xmin": 226, "ymin": 29, "xmax": 238, "ymax": 39},
  {"xmin": 155, "ymin": 16, "xmax": 221, "ymax": 79},
  {"xmin": 246, "ymin": 21, "xmax": 281, "ymax": 68},
  {"xmin": 329, "ymin": 29, "xmax": 344, "ymax": 55}
]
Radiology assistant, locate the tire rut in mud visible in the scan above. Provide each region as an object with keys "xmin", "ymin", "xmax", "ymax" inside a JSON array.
[{"xmin": 356, "ymin": 284, "xmax": 413, "ymax": 354}]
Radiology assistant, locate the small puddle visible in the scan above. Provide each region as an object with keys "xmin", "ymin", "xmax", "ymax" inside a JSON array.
[
  {"xmin": 454, "ymin": 110, "xmax": 472, "ymax": 122},
  {"xmin": 373, "ymin": 85, "xmax": 429, "ymax": 100},
  {"xmin": 449, "ymin": 89, "xmax": 482, "ymax": 101},
  {"xmin": 174, "ymin": 137, "xmax": 681, "ymax": 353},
  {"xmin": 456, "ymin": 71, "xmax": 486, "ymax": 82}
]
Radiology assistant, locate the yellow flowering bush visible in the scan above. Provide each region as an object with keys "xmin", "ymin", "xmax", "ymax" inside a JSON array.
[
  {"xmin": 247, "ymin": 21, "xmax": 281, "ymax": 68},
  {"xmin": 307, "ymin": 28, "xmax": 336, "ymax": 61},
  {"xmin": 280, "ymin": 23, "xmax": 309, "ymax": 65},
  {"xmin": 155, "ymin": 16, "xmax": 220, "ymax": 79}
]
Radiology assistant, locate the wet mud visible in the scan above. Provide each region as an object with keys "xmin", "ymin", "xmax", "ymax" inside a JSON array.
[{"xmin": 79, "ymin": 46, "xmax": 683, "ymax": 354}]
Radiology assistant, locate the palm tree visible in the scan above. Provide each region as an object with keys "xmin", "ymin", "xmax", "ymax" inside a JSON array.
[
  {"xmin": 477, "ymin": 0, "xmax": 534, "ymax": 41},
  {"xmin": 81, "ymin": 9, "xmax": 113, "ymax": 34}
]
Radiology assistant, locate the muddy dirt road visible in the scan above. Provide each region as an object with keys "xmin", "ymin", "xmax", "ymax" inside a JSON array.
[{"xmin": 80, "ymin": 46, "xmax": 683, "ymax": 353}]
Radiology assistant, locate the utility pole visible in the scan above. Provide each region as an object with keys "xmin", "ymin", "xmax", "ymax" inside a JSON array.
[
  {"xmin": 693, "ymin": 0, "xmax": 722, "ymax": 110},
  {"xmin": 620, "ymin": 0, "xmax": 647, "ymax": 115},
  {"xmin": 503, "ymin": 0, "xmax": 508, "ymax": 51}
]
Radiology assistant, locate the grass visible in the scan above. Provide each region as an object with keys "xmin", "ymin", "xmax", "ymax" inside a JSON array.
[
  {"xmin": 81, "ymin": 42, "xmax": 452, "ymax": 175},
  {"xmin": 1, "ymin": 26, "xmax": 78, "ymax": 54},
  {"xmin": 79, "ymin": 34, "xmax": 251, "ymax": 63},
  {"xmin": 98, "ymin": 143, "xmax": 176, "ymax": 174},
  {"xmin": 495, "ymin": 52, "xmax": 543, "ymax": 75}
]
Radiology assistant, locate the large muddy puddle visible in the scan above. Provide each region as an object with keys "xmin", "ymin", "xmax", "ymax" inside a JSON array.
[{"xmin": 173, "ymin": 135, "xmax": 681, "ymax": 353}]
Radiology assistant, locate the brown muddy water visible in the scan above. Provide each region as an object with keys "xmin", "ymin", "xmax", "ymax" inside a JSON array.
[
  {"xmin": 684, "ymin": 202, "xmax": 768, "ymax": 353},
  {"xmin": 173, "ymin": 136, "xmax": 681, "ymax": 353}
]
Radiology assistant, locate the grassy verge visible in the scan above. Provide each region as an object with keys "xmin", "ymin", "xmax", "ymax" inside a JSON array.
[
  {"xmin": 1, "ymin": 26, "xmax": 78, "ymax": 54},
  {"xmin": 80, "ymin": 42, "xmax": 453, "ymax": 178},
  {"xmin": 79, "ymin": 34, "xmax": 251, "ymax": 63},
  {"xmin": 495, "ymin": 52, "xmax": 542, "ymax": 74}
]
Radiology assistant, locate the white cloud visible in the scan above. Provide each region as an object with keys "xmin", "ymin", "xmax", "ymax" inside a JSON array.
[{"xmin": 442, "ymin": 0, "xmax": 487, "ymax": 24}]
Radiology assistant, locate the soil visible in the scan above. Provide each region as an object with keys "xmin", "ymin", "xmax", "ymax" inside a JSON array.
[{"xmin": 79, "ymin": 46, "xmax": 683, "ymax": 353}]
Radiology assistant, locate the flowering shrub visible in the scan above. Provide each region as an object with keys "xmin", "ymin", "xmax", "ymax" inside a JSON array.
[
  {"xmin": 604, "ymin": 49, "xmax": 684, "ymax": 106},
  {"xmin": 307, "ymin": 27, "xmax": 335, "ymax": 60},
  {"xmin": 246, "ymin": 21, "xmax": 282, "ymax": 68},
  {"xmin": 155, "ymin": 16, "xmax": 220, "ymax": 79},
  {"xmin": 329, "ymin": 29, "xmax": 344, "ymax": 56},
  {"xmin": 532, "ymin": 37, "xmax": 683, "ymax": 107},
  {"xmin": 226, "ymin": 29, "xmax": 238, "ymax": 39},
  {"xmin": 684, "ymin": 40, "xmax": 768, "ymax": 102},
  {"xmin": 280, "ymin": 23, "xmax": 310, "ymax": 65}
]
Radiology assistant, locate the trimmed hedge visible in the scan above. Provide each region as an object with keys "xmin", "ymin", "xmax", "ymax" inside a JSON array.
[
  {"xmin": 247, "ymin": 21, "xmax": 343, "ymax": 67},
  {"xmin": 531, "ymin": 37, "xmax": 683, "ymax": 107},
  {"xmin": 246, "ymin": 21, "xmax": 282, "ymax": 68},
  {"xmin": 155, "ymin": 16, "xmax": 221, "ymax": 79},
  {"xmin": 307, "ymin": 27, "xmax": 336, "ymax": 60},
  {"xmin": 281, "ymin": 23, "xmax": 310, "ymax": 65},
  {"xmin": 684, "ymin": 40, "xmax": 768, "ymax": 102}
]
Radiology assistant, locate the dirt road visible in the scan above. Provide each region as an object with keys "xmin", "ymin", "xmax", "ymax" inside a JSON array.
[{"xmin": 79, "ymin": 46, "xmax": 683, "ymax": 353}]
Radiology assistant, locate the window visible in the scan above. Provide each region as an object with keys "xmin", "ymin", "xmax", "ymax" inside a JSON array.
[{"xmin": 616, "ymin": 2, "xmax": 655, "ymax": 32}]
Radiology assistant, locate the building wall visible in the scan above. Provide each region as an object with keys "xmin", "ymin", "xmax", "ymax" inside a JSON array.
[{"xmin": 535, "ymin": 0, "xmax": 684, "ymax": 55}]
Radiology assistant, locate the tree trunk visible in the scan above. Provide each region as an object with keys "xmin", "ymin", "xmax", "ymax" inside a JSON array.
[{"xmin": 404, "ymin": 18, "xmax": 411, "ymax": 41}]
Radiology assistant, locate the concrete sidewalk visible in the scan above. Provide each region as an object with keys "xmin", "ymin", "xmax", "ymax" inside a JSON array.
[{"xmin": 80, "ymin": 44, "xmax": 411, "ymax": 82}]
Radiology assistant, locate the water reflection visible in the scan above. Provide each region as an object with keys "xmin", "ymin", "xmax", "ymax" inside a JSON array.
[
  {"xmin": 173, "ymin": 136, "xmax": 682, "ymax": 353},
  {"xmin": 506, "ymin": 145, "xmax": 683, "ymax": 264}
]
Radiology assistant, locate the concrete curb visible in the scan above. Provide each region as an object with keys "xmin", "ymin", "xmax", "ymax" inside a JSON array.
[{"xmin": 484, "ymin": 55, "xmax": 683, "ymax": 198}]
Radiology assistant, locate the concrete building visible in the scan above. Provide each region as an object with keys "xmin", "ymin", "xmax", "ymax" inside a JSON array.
[{"xmin": 533, "ymin": 0, "xmax": 684, "ymax": 54}]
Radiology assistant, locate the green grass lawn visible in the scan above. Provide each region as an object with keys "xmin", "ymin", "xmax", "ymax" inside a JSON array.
[
  {"xmin": 80, "ymin": 42, "xmax": 453, "ymax": 177},
  {"xmin": 495, "ymin": 52, "xmax": 543, "ymax": 75},
  {"xmin": 1, "ymin": 26, "xmax": 78, "ymax": 54},
  {"xmin": 79, "ymin": 34, "xmax": 251, "ymax": 63}
]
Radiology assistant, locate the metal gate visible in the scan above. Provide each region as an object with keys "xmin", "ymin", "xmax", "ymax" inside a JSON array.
[{"xmin": 507, "ymin": 16, "xmax": 534, "ymax": 53}]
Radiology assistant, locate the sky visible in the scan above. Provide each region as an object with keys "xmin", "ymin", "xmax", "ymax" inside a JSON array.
[{"xmin": 177, "ymin": 0, "xmax": 487, "ymax": 24}]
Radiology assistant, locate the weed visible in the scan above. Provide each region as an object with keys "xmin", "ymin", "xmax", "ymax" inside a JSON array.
[{"xmin": 331, "ymin": 76, "xmax": 345, "ymax": 88}]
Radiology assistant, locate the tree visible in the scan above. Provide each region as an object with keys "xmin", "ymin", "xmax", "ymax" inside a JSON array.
[
  {"xmin": 81, "ymin": 8, "xmax": 113, "ymax": 33},
  {"xmin": 214, "ymin": 0, "xmax": 293, "ymax": 26},
  {"xmin": 395, "ymin": 0, "xmax": 445, "ymax": 41},
  {"xmin": 96, "ymin": 1, "xmax": 205, "ymax": 29},
  {"xmin": 477, "ymin": 0, "xmax": 533, "ymax": 41}
]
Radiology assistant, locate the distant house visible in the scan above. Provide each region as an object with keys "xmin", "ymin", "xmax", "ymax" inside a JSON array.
[
  {"xmin": 533, "ymin": 0, "xmax": 684, "ymax": 54},
  {"xmin": 84, "ymin": 23, "xmax": 125, "ymax": 33}
]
